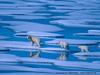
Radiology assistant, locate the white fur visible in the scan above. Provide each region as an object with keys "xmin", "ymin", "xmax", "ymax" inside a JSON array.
[
  {"xmin": 78, "ymin": 45, "xmax": 88, "ymax": 52},
  {"xmin": 59, "ymin": 41, "xmax": 68, "ymax": 49}
]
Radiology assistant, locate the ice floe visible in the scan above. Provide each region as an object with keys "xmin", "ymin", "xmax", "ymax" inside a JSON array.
[
  {"xmin": 1, "ymin": 54, "xmax": 100, "ymax": 70},
  {"xmin": 88, "ymin": 30, "xmax": 100, "ymax": 33},
  {"xmin": 50, "ymin": 20, "xmax": 100, "ymax": 28},
  {"xmin": 0, "ymin": 35, "xmax": 9, "ymax": 39},
  {"xmin": 73, "ymin": 52, "xmax": 100, "ymax": 59},
  {"xmin": 54, "ymin": 60, "xmax": 100, "ymax": 70},
  {"xmin": 12, "ymin": 15, "xmax": 48, "ymax": 20},
  {"xmin": 1, "ymin": 21, "xmax": 63, "ymax": 32},
  {"xmin": 0, "ymin": 64, "xmax": 64, "ymax": 72},
  {"xmin": 93, "ymin": 61, "xmax": 100, "ymax": 64},
  {"xmin": 0, "ymin": 47, "xmax": 10, "ymax": 51},
  {"xmin": 1, "ymin": 71, "xmax": 100, "ymax": 75},
  {"xmin": 0, "ymin": 54, "xmax": 53, "ymax": 64},
  {"xmin": 75, "ymin": 33, "xmax": 100, "ymax": 36},
  {"xmin": 0, "ymin": 41, "xmax": 66, "ymax": 52},
  {"xmin": 15, "ymin": 31, "xmax": 64, "ymax": 38},
  {"xmin": 46, "ymin": 39, "xmax": 97, "ymax": 45},
  {"xmin": 0, "ymin": 10, "xmax": 34, "ymax": 15},
  {"xmin": 0, "ymin": 53, "xmax": 20, "ymax": 62}
]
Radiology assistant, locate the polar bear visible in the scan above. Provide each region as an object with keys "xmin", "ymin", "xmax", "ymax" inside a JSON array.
[
  {"xmin": 28, "ymin": 35, "xmax": 41, "ymax": 48},
  {"xmin": 78, "ymin": 45, "xmax": 89, "ymax": 52},
  {"xmin": 27, "ymin": 35, "xmax": 41, "ymax": 57},
  {"xmin": 59, "ymin": 41, "xmax": 69, "ymax": 49}
]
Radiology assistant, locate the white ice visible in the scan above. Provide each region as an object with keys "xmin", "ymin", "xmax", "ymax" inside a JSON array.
[
  {"xmin": 75, "ymin": 33, "xmax": 100, "ymax": 36},
  {"xmin": 49, "ymin": 9, "xmax": 73, "ymax": 13},
  {"xmin": 0, "ymin": 41, "xmax": 66, "ymax": 52},
  {"xmin": 73, "ymin": 52, "xmax": 100, "ymax": 56},
  {"xmin": 46, "ymin": 39, "xmax": 97, "ymax": 45},
  {"xmin": 2, "ymin": 21, "xmax": 63, "ymax": 32},
  {"xmin": 93, "ymin": 61, "xmax": 100, "ymax": 64},
  {"xmin": 88, "ymin": 30, "xmax": 100, "ymax": 33},
  {"xmin": 0, "ymin": 10, "xmax": 34, "ymax": 15},
  {"xmin": 0, "ymin": 53, "xmax": 20, "ymax": 62},
  {"xmin": 0, "ymin": 53, "xmax": 100, "ymax": 70},
  {"xmin": 0, "ymin": 35, "xmax": 8, "ymax": 39},
  {"xmin": 15, "ymin": 31, "xmax": 63, "ymax": 37},
  {"xmin": 50, "ymin": 20, "xmax": 100, "ymax": 28},
  {"xmin": 0, "ymin": 64, "xmax": 67, "ymax": 73},
  {"xmin": 12, "ymin": 15, "xmax": 48, "ymax": 20},
  {"xmin": 0, "ymin": 54, "xmax": 54, "ymax": 64},
  {"xmin": 0, "ymin": 47, "xmax": 9, "ymax": 51},
  {"xmin": 54, "ymin": 60, "xmax": 100, "ymax": 70},
  {"xmin": 73, "ymin": 52, "xmax": 100, "ymax": 60}
]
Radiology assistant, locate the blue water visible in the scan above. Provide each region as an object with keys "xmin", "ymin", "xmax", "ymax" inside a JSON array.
[{"xmin": 0, "ymin": 0, "xmax": 100, "ymax": 75}]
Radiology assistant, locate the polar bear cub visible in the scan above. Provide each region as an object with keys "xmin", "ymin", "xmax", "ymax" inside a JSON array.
[
  {"xmin": 59, "ymin": 41, "xmax": 69, "ymax": 49},
  {"xmin": 78, "ymin": 45, "xmax": 89, "ymax": 52}
]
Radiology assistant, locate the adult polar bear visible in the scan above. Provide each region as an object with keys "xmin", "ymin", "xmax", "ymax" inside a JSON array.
[{"xmin": 27, "ymin": 35, "xmax": 41, "ymax": 57}]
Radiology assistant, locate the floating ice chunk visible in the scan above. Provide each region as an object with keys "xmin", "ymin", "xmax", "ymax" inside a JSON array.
[
  {"xmin": 0, "ymin": 73, "xmax": 52, "ymax": 75},
  {"xmin": 1, "ymin": 71, "xmax": 100, "ymax": 75},
  {"xmin": 74, "ymin": 52, "xmax": 100, "ymax": 56},
  {"xmin": 0, "ymin": 35, "xmax": 8, "ymax": 39},
  {"xmin": 0, "ymin": 54, "xmax": 19, "ymax": 58},
  {"xmin": 0, "ymin": 73, "xmax": 57, "ymax": 75},
  {"xmin": 0, "ymin": 54, "xmax": 54, "ymax": 64},
  {"xmin": 0, "ymin": 64, "xmax": 67, "ymax": 73},
  {"xmin": 76, "ymin": 56, "xmax": 87, "ymax": 60},
  {"xmin": 93, "ymin": 61, "xmax": 100, "ymax": 64},
  {"xmin": 19, "ymin": 57, "xmax": 54, "ymax": 64},
  {"xmin": 40, "ymin": 48, "xmax": 66, "ymax": 52},
  {"xmin": 54, "ymin": 60, "xmax": 100, "ymax": 70},
  {"xmin": 49, "ymin": 6, "xmax": 96, "ymax": 10},
  {"xmin": 10, "ymin": 48, "xmax": 66, "ymax": 52},
  {"xmin": 88, "ymin": 30, "xmax": 100, "ymax": 33},
  {"xmin": 39, "ymin": 0, "xmax": 75, "ymax": 6},
  {"xmin": 12, "ymin": 15, "xmax": 48, "ymax": 20},
  {"xmin": 0, "ymin": 6, "xmax": 46, "ymax": 10},
  {"xmin": 73, "ymin": 52, "xmax": 100, "ymax": 59},
  {"xmin": 0, "ymin": 55, "xmax": 54, "ymax": 64},
  {"xmin": 98, "ymin": 45, "xmax": 100, "ymax": 48},
  {"xmin": 0, "ymin": 41, "xmax": 33, "ymax": 49},
  {"xmin": 49, "ymin": 9, "xmax": 73, "ymax": 13},
  {"xmin": 69, "ymin": 10, "xmax": 100, "ymax": 16},
  {"xmin": 0, "ymin": 47, "xmax": 9, "ymax": 51},
  {"xmin": 51, "ymin": 16, "xmax": 72, "ymax": 19},
  {"xmin": 15, "ymin": 31, "xmax": 64, "ymax": 38},
  {"xmin": 0, "ymin": 2, "xmax": 46, "ymax": 7},
  {"xmin": 17, "ymin": 1, "xmax": 46, "ymax": 6},
  {"xmin": 50, "ymin": 20, "xmax": 100, "ymax": 28},
  {"xmin": 0, "ymin": 54, "xmax": 20, "ymax": 62},
  {"xmin": 28, "ymin": 13, "xmax": 51, "ymax": 16},
  {"xmin": 0, "ymin": 0, "xmax": 19, "ymax": 3},
  {"xmin": 0, "ymin": 10, "xmax": 34, "ymax": 15},
  {"xmin": 0, "ymin": 41, "xmax": 66, "ymax": 52},
  {"xmin": 46, "ymin": 39, "xmax": 97, "ymax": 45},
  {"xmin": 2, "ymin": 21, "xmax": 63, "ymax": 32},
  {"xmin": 75, "ymin": 33, "xmax": 100, "ymax": 36}
]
